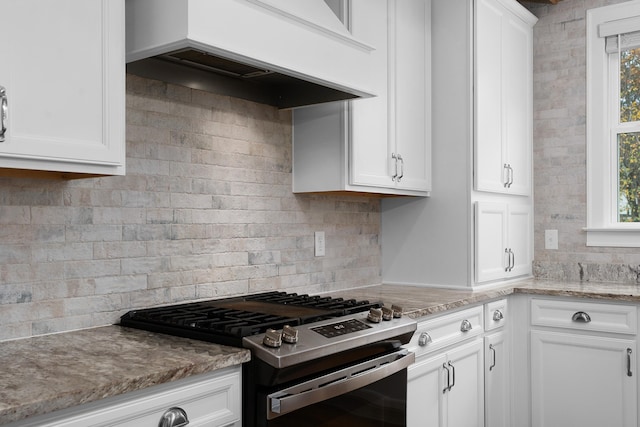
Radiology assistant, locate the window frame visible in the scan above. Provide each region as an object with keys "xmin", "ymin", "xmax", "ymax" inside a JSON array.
[{"xmin": 586, "ymin": 0, "xmax": 640, "ymax": 247}]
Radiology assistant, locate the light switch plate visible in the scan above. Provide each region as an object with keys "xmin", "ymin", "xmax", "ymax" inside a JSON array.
[{"xmin": 545, "ymin": 229, "xmax": 558, "ymax": 250}]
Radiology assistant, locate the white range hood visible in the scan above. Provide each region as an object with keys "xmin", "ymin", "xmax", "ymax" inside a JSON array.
[{"xmin": 125, "ymin": 0, "xmax": 377, "ymax": 108}]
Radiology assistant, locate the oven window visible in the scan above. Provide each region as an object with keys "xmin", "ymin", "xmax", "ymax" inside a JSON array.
[{"xmin": 265, "ymin": 370, "xmax": 407, "ymax": 427}]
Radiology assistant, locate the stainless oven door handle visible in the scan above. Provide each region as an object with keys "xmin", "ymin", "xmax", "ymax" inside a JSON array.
[{"xmin": 267, "ymin": 349, "xmax": 415, "ymax": 420}]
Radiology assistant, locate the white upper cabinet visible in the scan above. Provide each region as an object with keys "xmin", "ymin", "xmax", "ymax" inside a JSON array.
[
  {"xmin": 0, "ymin": 0, "xmax": 125, "ymax": 176},
  {"xmin": 293, "ymin": 0, "xmax": 431, "ymax": 196},
  {"xmin": 475, "ymin": 0, "xmax": 533, "ymax": 195},
  {"xmin": 381, "ymin": 0, "xmax": 535, "ymax": 289}
]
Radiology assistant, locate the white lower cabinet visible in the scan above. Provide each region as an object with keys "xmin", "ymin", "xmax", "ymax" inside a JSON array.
[
  {"xmin": 9, "ymin": 367, "xmax": 241, "ymax": 427},
  {"xmin": 408, "ymin": 352, "xmax": 445, "ymax": 426},
  {"xmin": 407, "ymin": 306, "xmax": 485, "ymax": 427},
  {"xmin": 529, "ymin": 298, "xmax": 638, "ymax": 427},
  {"xmin": 484, "ymin": 331, "xmax": 509, "ymax": 427},
  {"xmin": 408, "ymin": 339, "xmax": 484, "ymax": 427}
]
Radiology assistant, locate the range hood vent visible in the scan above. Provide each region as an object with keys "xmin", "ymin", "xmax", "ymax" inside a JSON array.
[{"xmin": 126, "ymin": 0, "xmax": 377, "ymax": 109}]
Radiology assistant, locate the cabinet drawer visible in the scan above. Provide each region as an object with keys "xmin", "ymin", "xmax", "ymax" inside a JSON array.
[
  {"xmin": 18, "ymin": 368, "xmax": 241, "ymax": 427},
  {"xmin": 530, "ymin": 298, "xmax": 637, "ymax": 335},
  {"xmin": 407, "ymin": 305, "xmax": 484, "ymax": 358},
  {"xmin": 485, "ymin": 299, "xmax": 508, "ymax": 331}
]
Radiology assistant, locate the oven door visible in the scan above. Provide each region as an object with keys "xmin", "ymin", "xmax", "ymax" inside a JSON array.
[{"xmin": 262, "ymin": 349, "xmax": 414, "ymax": 427}]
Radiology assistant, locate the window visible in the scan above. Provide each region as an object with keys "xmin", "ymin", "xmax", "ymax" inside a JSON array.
[{"xmin": 586, "ymin": 1, "xmax": 640, "ymax": 247}]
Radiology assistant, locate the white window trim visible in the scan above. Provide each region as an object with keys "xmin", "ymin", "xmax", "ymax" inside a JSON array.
[{"xmin": 586, "ymin": 0, "xmax": 640, "ymax": 247}]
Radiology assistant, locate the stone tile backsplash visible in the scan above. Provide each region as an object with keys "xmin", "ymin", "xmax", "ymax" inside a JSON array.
[
  {"xmin": 524, "ymin": 0, "xmax": 640, "ymax": 282},
  {"xmin": 0, "ymin": 75, "xmax": 382, "ymax": 341}
]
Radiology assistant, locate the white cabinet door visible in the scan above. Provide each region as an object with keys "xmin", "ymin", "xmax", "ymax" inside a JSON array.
[
  {"xmin": 351, "ymin": 0, "xmax": 431, "ymax": 192},
  {"xmin": 475, "ymin": 0, "xmax": 504, "ymax": 194},
  {"xmin": 475, "ymin": 202, "xmax": 508, "ymax": 283},
  {"xmin": 475, "ymin": 201, "xmax": 531, "ymax": 283},
  {"xmin": 408, "ymin": 353, "xmax": 446, "ymax": 427},
  {"xmin": 474, "ymin": 0, "xmax": 532, "ymax": 196},
  {"xmin": 484, "ymin": 331, "xmax": 510, "ymax": 427},
  {"xmin": 388, "ymin": 0, "xmax": 431, "ymax": 192},
  {"xmin": 349, "ymin": 0, "xmax": 391, "ymax": 189},
  {"xmin": 502, "ymin": 9, "xmax": 532, "ymax": 196},
  {"xmin": 408, "ymin": 339, "xmax": 484, "ymax": 427},
  {"xmin": 507, "ymin": 204, "xmax": 532, "ymax": 277},
  {"xmin": 0, "ymin": 0, "xmax": 125, "ymax": 175},
  {"xmin": 531, "ymin": 330, "xmax": 637, "ymax": 427},
  {"xmin": 444, "ymin": 339, "xmax": 484, "ymax": 427}
]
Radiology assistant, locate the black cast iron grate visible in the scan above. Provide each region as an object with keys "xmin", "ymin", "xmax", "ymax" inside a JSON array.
[{"xmin": 119, "ymin": 291, "xmax": 381, "ymax": 347}]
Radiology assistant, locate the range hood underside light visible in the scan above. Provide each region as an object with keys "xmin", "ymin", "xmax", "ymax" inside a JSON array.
[{"xmin": 126, "ymin": 49, "xmax": 359, "ymax": 110}]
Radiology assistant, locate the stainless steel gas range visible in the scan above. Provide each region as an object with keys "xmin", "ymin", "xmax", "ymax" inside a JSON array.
[{"xmin": 120, "ymin": 291, "xmax": 416, "ymax": 427}]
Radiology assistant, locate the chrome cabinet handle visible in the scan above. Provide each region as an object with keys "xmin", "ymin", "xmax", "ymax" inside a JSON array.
[
  {"xmin": 418, "ymin": 332, "xmax": 432, "ymax": 346},
  {"xmin": 508, "ymin": 164, "xmax": 514, "ymax": 187},
  {"xmin": 504, "ymin": 249, "xmax": 515, "ymax": 272},
  {"xmin": 493, "ymin": 309, "xmax": 504, "ymax": 322},
  {"xmin": 627, "ymin": 348, "xmax": 633, "ymax": 377},
  {"xmin": 503, "ymin": 164, "xmax": 510, "ymax": 188},
  {"xmin": 489, "ymin": 344, "xmax": 496, "ymax": 371},
  {"xmin": 397, "ymin": 154, "xmax": 404, "ymax": 182},
  {"xmin": 504, "ymin": 248, "xmax": 510, "ymax": 272},
  {"xmin": 158, "ymin": 407, "xmax": 189, "ymax": 427},
  {"xmin": 0, "ymin": 85, "xmax": 7, "ymax": 143},
  {"xmin": 448, "ymin": 361, "xmax": 456, "ymax": 390},
  {"xmin": 503, "ymin": 164, "xmax": 514, "ymax": 188},
  {"xmin": 571, "ymin": 311, "xmax": 591, "ymax": 323},
  {"xmin": 509, "ymin": 249, "xmax": 515, "ymax": 271},
  {"xmin": 460, "ymin": 319, "xmax": 472, "ymax": 332},
  {"xmin": 442, "ymin": 362, "xmax": 450, "ymax": 394},
  {"xmin": 391, "ymin": 153, "xmax": 398, "ymax": 181}
]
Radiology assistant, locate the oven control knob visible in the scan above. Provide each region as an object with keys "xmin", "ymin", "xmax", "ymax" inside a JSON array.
[
  {"xmin": 382, "ymin": 306, "xmax": 393, "ymax": 321},
  {"xmin": 367, "ymin": 308, "xmax": 383, "ymax": 323},
  {"xmin": 391, "ymin": 304, "xmax": 403, "ymax": 318},
  {"xmin": 282, "ymin": 325, "xmax": 298, "ymax": 344},
  {"xmin": 263, "ymin": 329, "xmax": 283, "ymax": 348}
]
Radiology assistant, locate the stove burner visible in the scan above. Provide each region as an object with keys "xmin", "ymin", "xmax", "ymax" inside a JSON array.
[{"xmin": 119, "ymin": 291, "xmax": 381, "ymax": 347}]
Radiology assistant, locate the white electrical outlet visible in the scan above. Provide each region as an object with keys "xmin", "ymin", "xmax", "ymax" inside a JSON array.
[
  {"xmin": 314, "ymin": 231, "xmax": 325, "ymax": 257},
  {"xmin": 545, "ymin": 229, "xmax": 558, "ymax": 250}
]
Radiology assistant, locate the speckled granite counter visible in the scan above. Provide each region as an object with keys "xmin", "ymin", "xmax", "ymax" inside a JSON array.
[
  {"xmin": 324, "ymin": 279, "xmax": 640, "ymax": 318},
  {"xmin": 0, "ymin": 326, "xmax": 250, "ymax": 426},
  {"xmin": 4, "ymin": 279, "xmax": 640, "ymax": 426}
]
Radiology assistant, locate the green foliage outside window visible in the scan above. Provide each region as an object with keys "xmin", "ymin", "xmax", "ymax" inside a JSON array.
[{"xmin": 618, "ymin": 47, "xmax": 640, "ymax": 222}]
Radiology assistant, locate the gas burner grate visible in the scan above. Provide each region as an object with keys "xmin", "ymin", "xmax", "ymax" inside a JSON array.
[{"xmin": 119, "ymin": 291, "xmax": 381, "ymax": 347}]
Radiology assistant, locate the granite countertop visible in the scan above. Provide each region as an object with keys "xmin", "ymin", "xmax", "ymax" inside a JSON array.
[
  {"xmin": 3, "ymin": 278, "xmax": 640, "ymax": 426},
  {"xmin": 324, "ymin": 279, "xmax": 640, "ymax": 318},
  {"xmin": 0, "ymin": 326, "xmax": 250, "ymax": 426}
]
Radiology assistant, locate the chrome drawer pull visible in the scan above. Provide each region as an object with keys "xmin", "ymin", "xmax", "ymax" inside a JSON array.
[
  {"xmin": 158, "ymin": 407, "xmax": 189, "ymax": 427},
  {"xmin": 460, "ymin": 319, "xmax": 472, "ymax": 332},
  {"xmin": 571, "ymin": 311, "xmax": 591, "ymax": 323},
  {"xmin": 493, "ymin": 309, "xmax": 504, "ymax": 322},
  {"xmin": 418, "ymin": 332, "xmax": 432, "ymax": 346}
]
